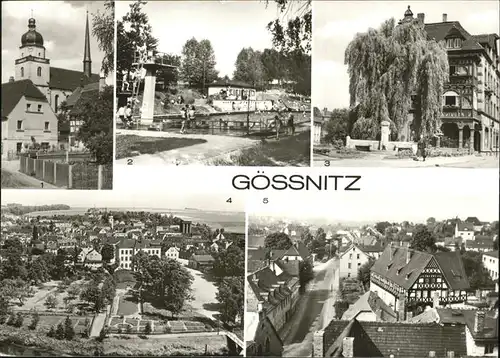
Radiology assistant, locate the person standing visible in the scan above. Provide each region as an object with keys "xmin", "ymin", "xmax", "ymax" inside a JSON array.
[
  {"xmin": 125, "ymin": 105, "xmax": 133, "ymax": 128},
  {"xmin": 417, "ymin": 134, "xmax": 427, "ymax": 161},
  {"xmin": 189, "ymin": 105, "xmax": 196, "ymax": 130},
  {"xmin": 117, "ymin": 105, "xmax": 126, "ymax": 125},
  {"xmin": 287, "ymin": 114, "xmax": 295, "ymax": 135},
  {"xmin": 180, "ymin": 107, "xmax": 187, "ymax": 134}
]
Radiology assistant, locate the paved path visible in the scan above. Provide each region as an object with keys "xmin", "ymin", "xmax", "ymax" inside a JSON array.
[
  {"xmin": 90, "ymin": 312, "xmax": 107, "ymax": 337},
  {"xmin": 116, "ymin": 129, "xmax": 258, "ymax": 166},
  {"xmin": 282, "ymin": 258, "xmax": 338, "ymax": 357},
  {"xmin": 1, "ymin": 160, "xmax": 58, "ymax": 189},
  {"xmin": 185, "ymin": 267, "xmax": 219, "ymax": 320},
  {"xmin": 313, "ymin": 152, "xmax": 499, "ymax": 168}
]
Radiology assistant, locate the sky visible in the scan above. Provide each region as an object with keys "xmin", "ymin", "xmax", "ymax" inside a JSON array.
[
  {"xmin": 1, "ymin": 0, "xmax": 113, "ymax": 84},
  {"xmin": 116, "ymin": 0, "xmax": 281, "ymax": 78},
  {"xmin": 246, "ymin": 169, "xmax": 499, "ymax": 224},
  {"xmin": 313, "ymin": 0, "xmax": 500, "ymax": 110}
]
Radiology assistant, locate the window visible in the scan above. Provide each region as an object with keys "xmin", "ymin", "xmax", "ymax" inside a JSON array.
[
  {"xmin": 54, "ymin": 95, "xmax": 59, "ymax": 112},
  {"xmin": 484, "ymin": 344, "xmax": 494, "ymax": 354},
  {"xmin": 26, "ymin": 104, "xmax": 31, "ymax": 112},
  {"xmin": 348, "ymin": 273, "xmax": 351, "ymax": 278},
  {"xmin": 37, "ymin": 67, "xmax": 42, "ymax": 76},
  {"xmin": 37, "ymin": 104, "xmax": 42, "ymax": 112},
  {"xmin": 357, "ymin": 254, "xmax": 360, "ymax": 259},
  {"xmin": 349, "ymin": 253, "xmax": 352, "ymax": 259},
  {"xmin": 44, "ymin": 122, "xmax": 49, "ymax": 131},
  {"xmin": 17, "ymin": 120, "xmax": 23, "ymax": 130},
  {"xmin": 358, "ymin": 262, "xmax": 361, "ymax": 266},
  {"xmin": 265, "ymin": 338, "xmax": 270, "ymax": 353},
  {"xmin": 21, "ymin": 67, "xmax": 24, "ymax": 77},
  {"xmin": 16, "ymin": 143, "xmax": 22, "ymax": 153},
  {"xmin": 445, "ymin": 95, "xmax": 457, "ymax": 106},
  {"xmin": 446, "ymin": 37, "xmax": 462, "ymax": 49},
  {"xmin": 348, "ymin": 263, "xmax": 352, "ymax": 269}
]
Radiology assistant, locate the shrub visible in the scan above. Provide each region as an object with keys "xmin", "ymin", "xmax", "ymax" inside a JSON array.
[
  {"xmin": 47, "ymin": 325, "xmax": 56, "ymax": 338},
  {"xmin": 55, "ymin": 323, "xmax": 65, "ymax": 340},
  {"xmin": 28, "ymin": 311, "xmax": 40, "ymax": 330},
  {"xmin": 64, "ymin": 316, "xmax": 75, "ymax": 340},
  {"xmin": 13, "ymin": 313, "xmax": 24, "ymax": 328},
  {"xmin": 144, "ymin": 321, "xmax": 152, "ymax": 335},
  {"xmin": 6, "ymin": 313, "xmax": 16, "ymax": 326}
]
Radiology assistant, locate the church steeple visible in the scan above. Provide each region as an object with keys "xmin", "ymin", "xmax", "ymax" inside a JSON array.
[{"xmin": 83, "ymin": 10, "xmax": 92, "ymax": 78}]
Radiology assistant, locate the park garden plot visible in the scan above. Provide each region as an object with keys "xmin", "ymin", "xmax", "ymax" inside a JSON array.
[
  {"xmin": 7, "ymin": 312, "xmax": 92, "ymax": 335},
  {"xmin": 15, "ymin": 280, "xmax": 88, "ymax": 313}
]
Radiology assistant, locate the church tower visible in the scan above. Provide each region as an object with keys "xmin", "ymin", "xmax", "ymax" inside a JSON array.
[
  {"xmin": 15, "ymin": 17, "xmax": 50, "ymax": 90},
  {"xmin": 83, "ymin": 11, "xmax": 92, "ymax": 79}
]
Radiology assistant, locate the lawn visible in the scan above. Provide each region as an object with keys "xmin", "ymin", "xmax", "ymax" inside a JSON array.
[
  {"xmin": 212, "ymin": 130, "xmax": 311, "ymax": 166},
  {"xmin": 116, "ymin": 135, "xmax": 207, "ymax": 159},
  {"xmin": 117, "ymin": 296, "xmax": 138, "ymax": 316},
  {"xmin": 313, "ymin": 146, "xmax": 368, "ymax": 160},
  {"xmin": 6, "ymin": 313, "xmax": 92, "ymax": 335}
]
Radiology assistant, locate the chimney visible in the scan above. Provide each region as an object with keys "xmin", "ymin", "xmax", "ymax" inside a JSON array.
[
  {"xmin": 447, "ymin": 352, "xmax": 455, "ymax": 358},
  {"xmin": 474, "ymin": 311, "xmax": 486, "ymax": 333},
  {"xmin": 417, "ymin": 13, "xmax": 425, "ymax": 24},
  {"xmin": 429, "ymin": 352, "xmax": 436, "ymax": 358},
  {"xmin": 433, "ymin": 291, "xmax": 440, "ymax": 308},
  {"xmin": 342, "ymin": 337, "xmax": 354, "ymax": 358},
  {"xmin": 406, "ymin": 311, "xmax": 413, "ymax": 321},
  {"xmin": 442, "ymin": 13, "xmax": 448, "ymax": 22},
  {"xmin": 9, "ymin": 76, "xmax": 14, "ymax": 83},
  {"xmin": 389, "ymin": 243, "xmax": 393, "ymax": 260},
  {"xmin": 313, "ymin": 330, "xmax": 325, "ymax": 358},
  {"xmin": 406, "ymin": 248, "xmax": 411, "ymax": 264},
  {"xmin": 397, "ymin": 293, "xmax": 406, "ymax": 321}
]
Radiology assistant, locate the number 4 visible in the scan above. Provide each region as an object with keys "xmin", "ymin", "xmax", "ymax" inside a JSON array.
[{"xmin": 226, "ymin": 198, "xmax": 232, "ymax": 203}]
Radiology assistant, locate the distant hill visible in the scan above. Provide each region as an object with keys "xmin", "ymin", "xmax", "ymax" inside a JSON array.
[{"xmin": 1, "ymin": 204, "xmax": 71, "ymax": 216}]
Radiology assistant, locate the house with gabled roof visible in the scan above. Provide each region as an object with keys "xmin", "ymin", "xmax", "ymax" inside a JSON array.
[
  {"xmin": 398, "ymin": 6, "xmax": 500, "ymax": 152},
  {"xmin": 370, "ymin": 242, "xmax": 470, "ymax": 320},
  {"xmin": 456, "ymin": 221, "xmax": 475, "ymax": 241},
  {"xmin": 341, "ymin": 291, "xmax": 397, "ymax": 323},
  {"xmin": 410, "ymin": 307, "xmax": 498, "ymax": 357},
  {"xmin": 313, "ymin": 318, "xmax": 468, "ymax": 358},
  {"xmin": 1, "ymin": 79, "xmax": 58, "ymax": 157}
]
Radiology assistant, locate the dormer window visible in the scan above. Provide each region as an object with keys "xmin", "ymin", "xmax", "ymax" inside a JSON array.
[
  {"xmin": 387, "ymin": 263, "xmax": 393, "ymax": 270},
  {"xmin": 397, "ymin": 268, "xmax": 402, "ymax": 275},
  {"xmin": 446, "ymin": 37, "xmax": 462, "ymax": 49}
]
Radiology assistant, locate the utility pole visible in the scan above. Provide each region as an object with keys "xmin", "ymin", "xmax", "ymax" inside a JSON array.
[{"xmin": 202, "ymin": 59, "xmax": 206, "ymax": 96}]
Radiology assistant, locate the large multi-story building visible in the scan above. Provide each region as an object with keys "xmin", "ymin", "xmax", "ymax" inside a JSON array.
[
  {"xmin": 401, "ymin": 7, "xmax": 499, "ymax": 152},
  {"xmin": 370, "ymin": 242, "xmax": 470, "ymax": 319}
]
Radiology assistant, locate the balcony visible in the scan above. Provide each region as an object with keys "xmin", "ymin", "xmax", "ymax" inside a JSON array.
[{"xmin": 441, "ymin": 106, "xmax": 477, "ymax": 118}]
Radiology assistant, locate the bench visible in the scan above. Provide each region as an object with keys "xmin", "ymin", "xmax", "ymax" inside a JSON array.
[
  {"xmin": 397, "ymin": 146, "xmax": 414, "ymax": 154},
  {"xmin": 355, "ymin": 145, "xmax": 371, "ymax": 152}
]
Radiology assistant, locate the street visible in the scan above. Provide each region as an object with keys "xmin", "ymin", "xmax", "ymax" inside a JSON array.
[
  {"xmin": 313, "ymin": 152, "xmax": 499, "ymax": 168},
  {"xmin": 282, "ymin": 258, "xmax": 339, "ymax": 357}
]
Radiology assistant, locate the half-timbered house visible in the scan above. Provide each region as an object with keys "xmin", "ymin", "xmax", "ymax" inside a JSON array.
[{"xmin": 370, "ymin": 242, "xmax": 470, "ymax": 319}]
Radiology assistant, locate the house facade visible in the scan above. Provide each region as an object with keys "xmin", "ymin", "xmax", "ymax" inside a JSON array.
[
  {"xmin": 401, "ymin": 7, "xmax": 499, "ymax": 151},
  {"xmin": 339, "ymin": 244, "xmax": 372, "ymax": 278},
  {"xmin": 165, "ymin": 246, "xmax": 180, "ymax": 260},
  {"xmin": 482, "ymin": 250, "xmax": 499, "ymax": 281},
  {"xmin": 456, "ymin": 222, "xmax": 476, "ymax": 241},
  {"xmin": 1, "ymin": 79, "xmax": 58, "ymax": 157},
  {"xmin": 370, "ymin": 243, "xmax": 470, "ymax": 318}
]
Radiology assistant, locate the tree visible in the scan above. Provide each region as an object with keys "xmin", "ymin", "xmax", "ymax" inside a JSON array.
[
  {"xmin": 233, "ymin": 48, "xmax": 265, "ymax": 88},
  {"xmin": 45, "ymin": 294, "xmax": 58, "ymax": 310},
  {"xmin": 212, "ymin": 245, "xmax": 245, "ymax": 279},
  {"xmin": 461, "ymin": 251, "xmax": 494, "ymax": 290},
  {"xmin": 375, "ymin": 222, "xmax": 392, "ymax": 235},
  {"xmin": 216, "ymin": 277, "xmax": 244, "ymax": 325},
  {"xmin": 299, "ymin": 260, "xmax": 314, "ymax": 293},
  {"xmin": 144, "ymin": 321, "xmax": 152, "ymax": 335},
  {"xmin": 357, "ymin": 258, "xmax": 375, "ymax": 290},
  {"xmin": 28, "ymin": 256, "xmax": 50, "ymax": 285},
  {"xmin": 323, "ymin": 108, "xmax": 350, "ymax": 145},
  {"xmin": 55, "ymin": 322, "xmax": 65, "ymax": 340},
  {"xmin": 494, "ymin": 236, "xmax": 499, "ymax": 251},
  {"xmin": 334, "ymin": 301, "xmax": 349, "ymax": 319},
  {"xmin": 101, "ymin": 277, "xmax": 116, "ymax": 305},
  {"xmin": 64, "ymin": 316, "xmax": 75, "ymax": 340},
  {"xmin": 80, "ymin": 281, "xmax": 105, "ymax": 313},
  {"xmin": 117, "ymin": 0, "xmax": 159, "ymax": 75},
  {"xmin": 264, "ymin": 232, "xmax": 292, "ymax": 250},
  {"xmin": 265, "ymin": 0, "xmax": 311, "ymax": 55},
  {"xmin": 410, "ymin": 225, "xmax": 437, "ymax": 253},
  {"xmin": 0, "ymin": 238, "xmax": 27, "ymax": 280},
  {"xmin": 13, "ymin": 312, "xmax": 24, "ymax": 327},
  {"xmin": 29, "ymin": 310, "xmax": 40, "ymax": 330},
  {"xmin": 1, "ymin": 279, "xmax": 33, "ymax": 306},
  {"xmin": 101, "ymin": 244, "xmax": 114, "ymax": 263},
  {"xmin": 75, "ymin": 85, "xmax": 113, "ymax": 164},
  {"xmin": 180, "ymin": 38, "xmax": 219, "ymax": 90},
  {"xmin": 92, "ymin": 0, "xmax": 114, "ymax": 76},
  {"xmin": 47, "ymin": 325, "xmax": 56, "ymax": 338},
  {"xmin": 162, "ymin": 259, "xmax": 194, "ymax": 317},
  {"xmin": 345, "ymin": 17, "xmax": 449, "ymax": 141}
]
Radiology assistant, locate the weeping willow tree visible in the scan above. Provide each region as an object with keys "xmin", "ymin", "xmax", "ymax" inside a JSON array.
[{"xmin": 345, "ymin": 18, "xmax": 449, "ymax": 140}]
